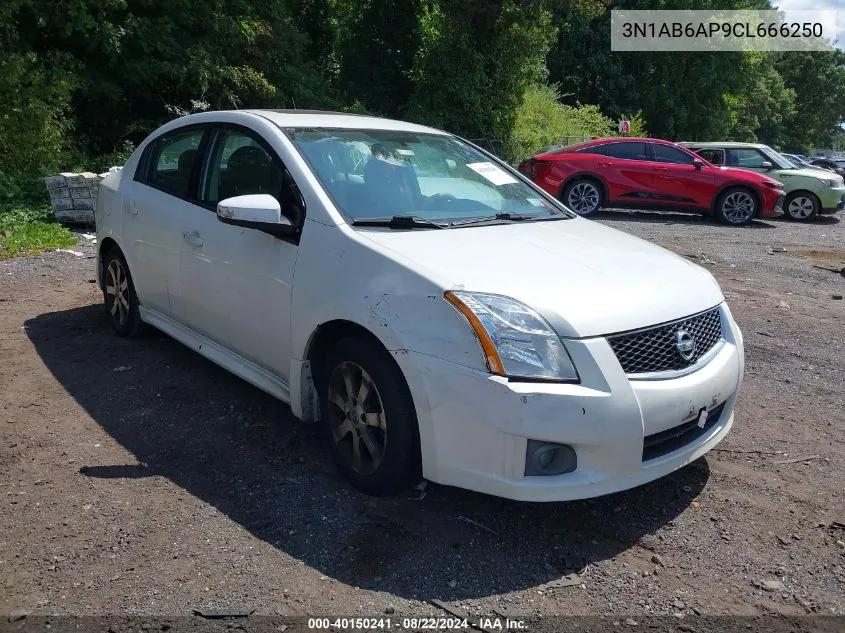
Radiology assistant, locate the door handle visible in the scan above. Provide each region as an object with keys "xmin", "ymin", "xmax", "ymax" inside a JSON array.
[
  {"xmin": 182, "ymin": 231, "xmax": 204, "ymax": 247},
  {"xmin": 125, "ymin": 201, "xmax": 139, "ymax": 216}
]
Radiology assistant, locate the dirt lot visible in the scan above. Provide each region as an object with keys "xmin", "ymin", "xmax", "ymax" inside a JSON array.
[{"xmin": 1, "ymin": 211, "xmax": 844, "ymax": 623}]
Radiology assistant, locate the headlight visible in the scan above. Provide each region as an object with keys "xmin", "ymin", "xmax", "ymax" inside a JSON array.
[{"xmin": 445, "ymin": 291, "xmax": 579, "ymax": 381}]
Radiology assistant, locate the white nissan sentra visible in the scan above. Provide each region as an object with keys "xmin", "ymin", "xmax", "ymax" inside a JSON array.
[{"xmin": 95, "ymin": 109, "xmax": 744, "ymax": 501}]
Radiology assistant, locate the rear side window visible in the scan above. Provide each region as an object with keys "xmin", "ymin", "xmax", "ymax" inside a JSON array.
[
  {"xmin": 603, "ymin": 142, "xmax": 649, "ymax": 161},
  {"xmin": 652, "ymin": 143, "xmax": 695, "ymax": 165},
  {"xmin": 696, "ymin": 149, "xmax": 725, "ymax": 165},
  {"xmin": 139, "ymin": 128, "xmax": 205, "ymax": 198},
  {"xmin": 575, "ymin": 145, "xmax": 606, "ymax": 155}
]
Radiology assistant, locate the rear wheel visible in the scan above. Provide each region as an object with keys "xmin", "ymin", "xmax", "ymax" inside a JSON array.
[
  {"xmin": 103, "ymin": 249, "xmax": 146, "ymax": 337},
  {"xmin": 319, "ymin": 337, "xmax": 421, "ymax": 496},
  {"xmin": 562, "ymin": 179, "xmax": 603, "ymax": 217},
  {"xmin": 784, "ymin": 191, "xmax": 819, "ymax": 221},
  {"xmin": 715, "ymin": 187, "xmax": 758, "ymax": 226}
]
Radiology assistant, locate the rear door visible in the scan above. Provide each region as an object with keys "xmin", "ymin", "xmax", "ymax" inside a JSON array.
[
  {"xmin": 124, "ymin": 126, "xmax": 206, "ymax": 319},
  {"xmin": 594, "ymin": 141, "xmax": 658, "ymax": 203},
  {"xmin": 649, "ymin": 143, "xmax": 715, "ymax": 208}
]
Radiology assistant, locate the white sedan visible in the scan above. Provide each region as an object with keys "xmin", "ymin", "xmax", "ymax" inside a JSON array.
[{"xmin": 95, "ymin": 109, "xmax": 744, "ymax": 501}]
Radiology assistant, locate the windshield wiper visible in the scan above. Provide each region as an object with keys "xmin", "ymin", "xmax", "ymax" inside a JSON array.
[
  {"xmin": 351, "ymin": 215, "xmax": 446, "ymax": 229},
  {"xmin": 450, "ymin": 211, "xmax": 559, "ymax": 227}
]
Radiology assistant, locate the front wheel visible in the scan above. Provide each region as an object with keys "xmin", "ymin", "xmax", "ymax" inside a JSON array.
[
  {"xmin": 562, "ymin": 179, "xmax": 603, "ymax": 217},
  {"xmin": 784, "ymin": 191, "xmax": 819, "ymax": 221},
  {"xmin": 715, "ymin": 187, "xmax": 758, "ymax": 226},
  {"xmin": 319, "ymin": 337, "xmax": 421, "ymax": 496}
]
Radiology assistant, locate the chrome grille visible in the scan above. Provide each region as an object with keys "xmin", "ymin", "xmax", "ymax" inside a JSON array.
[{"xmin": 607, "ymin": 307, "xmax": 723, "ymax": 375}]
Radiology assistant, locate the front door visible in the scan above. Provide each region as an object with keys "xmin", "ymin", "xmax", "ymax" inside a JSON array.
[
  {"xmin": 649, "ymin": 143, "xmax": 715, "ymax": 209},
  {"xmin": 181, "ymin": 125, "xmax": 302, "ymax": 379}
]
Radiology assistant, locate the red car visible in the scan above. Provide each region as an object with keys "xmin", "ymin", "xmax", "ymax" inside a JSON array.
[{"xmin": 518, "ymin": 138, "xmax": 785, "ymax": 226}]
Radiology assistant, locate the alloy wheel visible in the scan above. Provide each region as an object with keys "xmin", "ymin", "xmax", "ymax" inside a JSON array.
[
  {"xmin": 721, "ymin": 191, "xmax": 756, "ymax": 224},
  {"xmin": 567, "ymin": 182, "xmax": 600, "ymax": 215},
  {"xmin": 105, "ymin": 259, "xmax": 130, "ymax": 328},
  {"xmin": 327, "ymin": 361, "xmax": 387, "ymax": 476},
  {"xmin": 787, "ymin": 196, "xmax": 815, "ymax": 219}
]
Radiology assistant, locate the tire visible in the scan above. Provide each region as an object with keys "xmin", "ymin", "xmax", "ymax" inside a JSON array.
[
  {"xmin": 715, "ymin": 187, "xmax": 758, "ymax": 226},
  {"xmin": 318, "ymin": 337, "xmax": 421, "ymax": 496},
  {"xmin": 562, "ymin": 178, "xmax": 603, "ymax": 217},
  {"xmin": 102, "ymin": 248, "xmax": 146, "ymax": 337},
  {"xmin": 783, "ymin": 191, "xmax": 820, "ymax": 221}
]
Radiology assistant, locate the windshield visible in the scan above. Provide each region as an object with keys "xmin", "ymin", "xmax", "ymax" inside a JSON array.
[
  {"xmin": 760, "ymin": 147, "xmax": 796, "ymax": 170},
  {"xmin": 285, "ymin": 128, "xmax": 570, "ymax": 224},
  {"xmin": 783, "ymin": 154, "xmax": 805, "ymax": 168}
]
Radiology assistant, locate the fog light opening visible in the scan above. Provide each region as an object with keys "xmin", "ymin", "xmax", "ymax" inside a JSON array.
[{"xmin": 525, "ymin": 440, "xmax": 577, "ymax": 476}]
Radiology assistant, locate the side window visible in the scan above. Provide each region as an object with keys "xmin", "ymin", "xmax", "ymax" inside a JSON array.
[
  {"xmin": 575, "ymin": 145, "xmax": 605, "ymax": 155},
  {"xmin": 726, "ymin": 148, "xmax": 768, "ymax": 168},
  {"xmin": 696, "ymin": 149, "xmax": 725, "ymax": 165},
  {"xmin": 199, "ymin": 128, "xmax": 305, "ymax": 225},
  {"xmin": 603, "ymin": 142, "xmax": 649, "ymax": 161},
  {"xmin": 652, "ymin": 143, "xmax": 695, "ymax": 165},
  {"xmin": 142, "ymin": 128, "xmax": 205, "ymax": 198}
]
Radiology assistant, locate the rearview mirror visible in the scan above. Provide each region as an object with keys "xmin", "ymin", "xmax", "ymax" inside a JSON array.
[
  {"xmin": 692, "ymin": 159, "xmax": 704, "ymax": 171},
  {"xmin": 217, "ymin": 194, "xmax": 293, "ymax": 237},
  {"xmin": 761, "ymin": 161, "xmax": 773, "ymax": 170}
]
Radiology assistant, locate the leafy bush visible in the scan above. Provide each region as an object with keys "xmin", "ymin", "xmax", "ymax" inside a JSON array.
[
  {"xmin": 504, "ymin": 84, "xmax": 650, "ymax": 162},
  {"xmin": 505, "ymin": 85, "xmax": 612, "ymax": 162},
  {"xmin": 0, "ymin": 205, "xmax": 77, "ymax": 259},
  {"xmin": 0, "ymin": 53, "xmax": 75, "ymax": 177},
  {"xmin": 87, "ymin": 141, "xmax": 136, "ymax": 174}
]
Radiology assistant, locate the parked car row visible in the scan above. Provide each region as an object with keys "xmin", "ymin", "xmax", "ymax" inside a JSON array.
[
  {"xmin": 518, "ymin": 138, "xmax": 844, "ymax": 225},
  {"xmin": 679, "ymin": 142, "xmax": 845, "ymax": 221}
]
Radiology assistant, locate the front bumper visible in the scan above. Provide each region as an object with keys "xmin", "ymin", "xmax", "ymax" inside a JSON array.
[
  {"xmin": 762, "ymin": 191, "xmax": 785, "ymax": 217},
  {"xmin": 818, "ymin": 188, "xmax": 845, "ymax": 214},
  {"xmin": 404, "ymin": 303, "xmax": 744, "ymax": 502}
]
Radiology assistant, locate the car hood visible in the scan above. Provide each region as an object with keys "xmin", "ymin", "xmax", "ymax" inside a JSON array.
[
  {"xmin": 776, "ymin": 167, "xmax": 837, "ymax": 181},
  {"xmin": 358, "ymin": 218, "xmax": 724, "ymax": 338}
]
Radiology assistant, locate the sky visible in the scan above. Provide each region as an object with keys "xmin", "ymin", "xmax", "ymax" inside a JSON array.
[{"xmin": 775, "ymin": 0, "xmax": 844, "ymax": 49}]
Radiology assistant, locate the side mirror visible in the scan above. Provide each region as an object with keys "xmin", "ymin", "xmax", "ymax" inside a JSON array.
[
  {"xmin": 217, "ymin": 194, "xmax": 293, "ymax": 237},
  {"xmin": 761, "ymin": 161, "xmax": 773, "ymax": 170},
  {"xmin": 692, "ymin": 159, "xmax": 705, "ymax": 171}
]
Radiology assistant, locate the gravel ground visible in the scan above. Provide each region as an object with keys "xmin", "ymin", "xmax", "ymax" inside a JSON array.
[{"xmin": 1, "ymin": 212, "xmax": 844, "ymax": 623}]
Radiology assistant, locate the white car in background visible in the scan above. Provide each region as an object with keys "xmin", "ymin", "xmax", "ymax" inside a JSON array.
[{"xmin": 95, "ymin": 110, "xmax": 744, "ymax": 501}]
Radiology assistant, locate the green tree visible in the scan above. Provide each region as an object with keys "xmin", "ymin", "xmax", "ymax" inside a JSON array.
[
  {"xmin": 725, "ymin": 55, "xmax": 796, "ymax": 147},
  {"xmin": 336, "ymin": 0, "xmax": 422, "ymax": 117},
  {"xmin": 774, "ymin": 50, "xmax": 845, "ymax": 150},
  {"xmin": 405, "ymin": 0, "xmax": 557, "ymax": 141},
  {"xmin": 547, "ymin": 0, "xmax": 773, "ymax": 141},
  {"xmin": 5, "ymin": 0, "xmax": 337, "ymax": 155}
]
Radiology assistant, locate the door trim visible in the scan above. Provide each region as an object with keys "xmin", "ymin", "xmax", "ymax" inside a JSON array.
[{"xmin": 139, "ymin": 306, "xmax": 291, "ymax": 404}]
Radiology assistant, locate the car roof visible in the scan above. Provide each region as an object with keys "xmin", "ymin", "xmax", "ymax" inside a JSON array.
[
  {"xmin": 158, "ymin": 109, "xmax": 449, "ymax": 137},
  {"xmin": 543, "ymin": 137, "xmax": 679, "ymax": 154},
  {"xmin": 243, "ymin": 109, "xmax": 446, "ymax": 135},
  {"xmin": 678, "ymin": 141, "xmax": 766, "ymax": 149}
]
